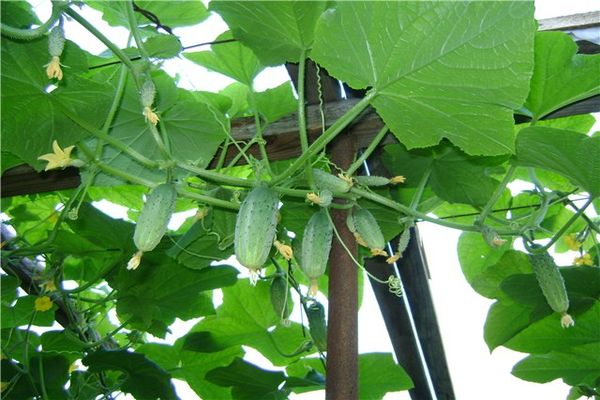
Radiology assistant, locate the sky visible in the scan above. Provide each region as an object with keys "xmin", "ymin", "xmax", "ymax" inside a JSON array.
[{"xmin": 24, "ymin": 1, "xmax": 600, "ymax": 399}]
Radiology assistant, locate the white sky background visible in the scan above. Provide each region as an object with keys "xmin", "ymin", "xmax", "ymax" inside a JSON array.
[{"xmin": 25, "ymin": 1, "xmax": 600, "ymax": 399}]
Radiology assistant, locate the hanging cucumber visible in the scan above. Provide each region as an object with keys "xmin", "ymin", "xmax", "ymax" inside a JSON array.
[
  {"xmin": 300, "ymin": 209, "xmax": 333, "ymax": 296},
  {"xmin": 127, "ymin": 183, "xmax": 177, "ymax": 270},
  {"xmin": 529, "ymin": 251, "xmax": 574, "ymax": 328}
]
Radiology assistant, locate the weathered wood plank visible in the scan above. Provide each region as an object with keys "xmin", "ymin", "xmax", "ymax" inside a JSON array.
[{"xmin": 538, "ymin": 11, "xmax": 600, "ymax": 31}]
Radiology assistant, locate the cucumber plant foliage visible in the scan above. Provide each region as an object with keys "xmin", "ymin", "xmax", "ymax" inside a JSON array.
[{"xmin": 1, "ymin": 1, "xmax": 599, "ymax": 399}]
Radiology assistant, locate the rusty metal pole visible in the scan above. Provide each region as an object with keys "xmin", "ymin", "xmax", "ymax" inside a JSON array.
[{"xmin": 326, "ymin": 132, "xmax": 358, "ymax": 400}]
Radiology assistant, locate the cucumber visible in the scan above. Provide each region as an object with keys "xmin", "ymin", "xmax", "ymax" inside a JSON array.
[
  {"xmin": 301, "ymin": 210, "xmax": 333, "ymax": 296},
  {"xmin": 234, "ymin": 186, "xmax": 279, "ymax": 272},
  {"xmin": 307, "ymin": 301, "xmax": 327, "ymax": 352},
  {"xmin": 313, "ymin": 168, "xmax": 352, "ymax": 194}
]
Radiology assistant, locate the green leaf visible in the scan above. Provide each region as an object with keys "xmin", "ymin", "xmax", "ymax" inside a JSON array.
[
  {"xmin": 1, "ymin": 275, "xmax": 20, "ymax": 305},
  {"xmin": 524, "ymin": 32, "xmax": 600, "ymax": 120},
  {"xmin": 1, "ymin": 151, "xmax": 24, "ymax": 174},
  {"xmin": 506, "ymin": 301, "xmax": 600, "ymax": 354},
  {"xmin": 512, "ymin": 343, "xmax": 600, "ymax": 387},
  {"xmin": 112, "ymin": 253, "xmax": 236, "ymax": 335},
  {"xmin": 1, "ymin": 295, "xmax": 57, "ymax": 328},
  {"xmin": 82, "ymin": 349, "xmax": 179, "ymax": 400},
  {"xmin": 90, "ymin": 70, "xmax": 227, "ymax": 185},
  {"xmin": 211, "ymin": 1, "xmax": 329, "ymax": 65},
  {"xmin": 41, "ymin": 330, "xmax": 86, "ymax": 363},
  {"xmin": 30, "ymin": 354, "xmax": 70, "ymax": 400},
  {"xmin": 255, "ymin": 81, "xmax": 298, "ymax": 123},
  {"xmin": 220, "ymin": 82, "xmax": 251, "ymax": 118},
  {"xmin": 167, "ymin": 208, "xmax": 236, "ymax": 270},
  {"xmin": 470, "ymin": 250, "xmax": 533, "ymax": 299},
  {"xmin": 185, "ymin": 31, "xmax": 264, "ymax": 86},
  {"xmin": 382, "ymin": 143, "xmax": 506, "ymax": 206},
  {"xmin": 484, "ymin": 299, "xmax": 538, "ymax": 352},
  {"xmin": 144, "ymin": 34, "xmax": 182, "ymax": 59},
  {"xmin": 515, "ymin": 126, "xmax": 600, "ymax": 197},
  {"xmin": 312, "ymin": 2, "xmax": 535, "ymax": 156},
  {"xmin": 205, "ymin": 357, "xmax": 287, "ymax": 400},
  {"xmin": 1, "ymin": 329, "xmax": 39, "ymax": 364},
  {"xmin": 4, "ymin": 192, "xmax": 62, "ymax": 245},
  {"xmin": 457, "ymin": 232, "xmax": 511, "ymax": 297},
  {"xmin": 1, "ymin": 0, "xmax": 40, "ymax": 27},
  {"xmin": 88, "ymin": 0, "xmax": 209, "ymax": 29},
  {"xmin": 1, "ymin": 37, "xmax": 112, "ymax": 170},
  {"xmin": 358, "ymin": 353, "xmax": 414, "ymax": 399},
  {"xmin": 190, "ymin": 279, "xmax": 313, "ymax": 366}
]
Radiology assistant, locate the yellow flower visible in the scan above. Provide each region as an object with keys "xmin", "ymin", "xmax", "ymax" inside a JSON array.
[
  {"xmin": 143, "ymin": 106, "xmax": 160, "ymax": 126},
  {"xmin": 370, "ymin": 248, "xmax": 388, "ymax": 257},
  {"xmin": 41, "ymin": 280, "xmax": 57, "ymax": 292},
  {"xmin": 337, "ymin": 172, "xmax": 354, "ymax": 187},
  {"xmin": 127, "ymin": 250, "xmax": 143, "ymax": 270},
  {"xmin": 46, "ymin": 56, "xmax": 63, "ymax": 80},
  {"xmin": 34, "ymin": 296, "xmax": 53, "ymax": 312},
  {"xmin": 306, "ymin": 192, "xmax": 321, "ymax": 205},
  {"xmin": 353, "ymin": 232, "xmax": 369, "ymax": 248},
  {"xmin": 574, "ymin": 253, "xmax": 594, "ymax": 266},
  {"xmin": 560, "ymin": 313, "xmax": 575, "ymax": 328},
  {"xmin": 274, "ymin": 240, "xmax": 293, "ymax": 261},
  {"xmin": 390, "ymin": 175, "xmax": 406, "ymax": 184},
  {"xmin": 564, "ymin": 234, "xmax": 582, "ymax": 251},
  {"xmin": 194, "ymin": 208, "xmax": 209, "ymax": 220},
  {"xmin": 37, "ymin": 140, "xmax": 75, "ymax": 171},
  {"xmin": 386, "ymin": 252, "xmax": 401, "ymax": 264}
]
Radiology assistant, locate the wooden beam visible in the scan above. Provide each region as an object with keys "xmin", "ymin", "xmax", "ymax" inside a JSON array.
[{"xmin": 538, "ymin": 11, "xmax": 600, "ymax": 31}]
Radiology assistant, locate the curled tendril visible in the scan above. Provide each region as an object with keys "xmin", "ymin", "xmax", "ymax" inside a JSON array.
[{"xmin": 387, "ymin": 275, "xmax": 403, "ymax": 297}]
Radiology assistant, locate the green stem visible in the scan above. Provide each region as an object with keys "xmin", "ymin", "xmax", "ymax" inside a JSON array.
[
  {"xmin": 53, "ymin": 100, "xmax": 158, "ymax": 169},
  {"xmin": 409, "ymin": 168, "xmax": 431, "ymax": 211},
  {"xmin": 82, "ymin": 318, "xmax": 132, "ymax": 349},
  {"xmin": 351, "ymin": 186, "xmax": 519, "ymax": 235},
  {"xmin": 271, "ymin": 92, "xmax": 375, "ymax": 186},
  {"xmin": 477, "ymin": 164, "xmax": 516, "ymax": 226},
  {"xmin": 248, "ymin": 88, "xmax": 272, "ymax": 175},
  {"xmin": 96, "ymin": 65, "xmax": 129, "ymax": 159},
  {"xmin": 215, "ymin": 137, "xmax": 231, "ymax": 171},
  {"xmin": 149, "ymin": 123, "xmax": 171, "ymax": 159},
  {"xmin": 64, "ymin": 8, "xmax": 138, "ymax": 73},
  {"xmin": 37, "ymin": 353, "xmax": 50, "ymax": 400},
  {"xmin": 346, "ymin": 125, "xmax": 389, "ymax": 176},
  {"xmin": 296, "ymin": 51, "xmax": 314, "ymax": 187},
  {"xmin": 1, "ymin": 1, "xmax": 65, "ymax": 40},
  {"xmin": 524, "ymin": 198, "xmax": 593, "ymax": 253},
  {"xmin": 125, "ymin": 1, "xmax": 151, "ymax": 62},
  {"xmin": 176, "ymin": 161, "xmax": 253, "ymax": 187},
  {"xmin": 225, "ymin": 138, "xmax": 256, "ymax": 168}
]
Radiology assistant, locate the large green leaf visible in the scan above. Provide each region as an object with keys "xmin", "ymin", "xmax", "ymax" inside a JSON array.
[
  {"xmin": 1, "ymin": 295, "xmax": 57, "ymax": 328},
  {"xmin": 382, "ymin": 143, "xmax": 506, "ymax": 206},
  {"xmin": 1, "ymin": 37, "xmax": 112, "ymax": 170},
  {"xmin": 1, "ymin": 275, "xmax": 20, "ymax": 305},
  {"xmin": 515, "ymin": 126, "xmax": 600, "ymax": 197},
  {"xmin": 185, "ymin": 31, "xmax": 264, "ymax": 86},
  {"xmin": 88, "ymin": 0, "xmax": 209, "ymax": 29},
  {"xmin": 358, "ymin": 353, "xmax": 414, "ymax": 398},
  {"xmin": 205, "ymin": 357, "xmax": 288, "ymax": 400},
  {"xmin": 312, "ymin": 2, "xmax": 535, "ymax": 156},
  {"xmin": 506, "ymin": 302, "xmax": 600, "ymax": 354},
  {"xmin": 89, "ymin": 69, "xmax": 227, "ymax": 185},
  {"xmin": 524, "ymin": 32, "xmax": 600, "ymax": 120},
  {"xmin": 210, "ymin": 1, "xmax": 329, "ymax": 65},
  {"xmin": 255, "ymin": 81, "xmax": 298, "ymax": 124},
  {"xmin": 111, "ymin": 252, "xmax": 237, "ymax": 335},
  {"xmin": 484, "ymin": 299, "xmax": 538, "ymax": 352},
  {"xmin": 512, "ymin": 343, "xmax": 600, "ymax": 387},
  {"xmin": 470, "ymin": 250, "xmax": 533, "ymax": 299},
  {"xmin": 457, "ymin": 232, "xmax": 512, "ymax": 297},
  {"xmin": 82, "ymin": 349, "xmax": 179, "ymax": 400},
  {"xmin": 1, "ymin": 0, "xmax": 39, "ymax": 27},
  {"xmin": 189, "ymin": 279, "xmax": 313, "ymax": 366}
]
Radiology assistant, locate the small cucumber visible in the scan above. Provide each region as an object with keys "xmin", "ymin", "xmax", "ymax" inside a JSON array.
[
  {"xmin": 270, "ymin": 274, "xmax": 292, "ymax": 325},
  {"xmin": 307, "ymin": 301, "xmax": 327, "ymax": 352},
  {"xmin": 354, "ymin": 175, "xmax": 390, "ymax": 187},
  {"xmin": 351, "ymin": 208, "xmax": 386, "ymax": 255},
  {"xmin": 529, "ymin": 251, "xmax": 574, "ymax": 328},
  {"xmin": 313, "ymin": 168, "xmax": 352, "ymax": 194},
  {"xmin": 234, "ymin": 186, "xmax": 279, "ymax": 272},
  {"xmin": 301, "ymin": 210, "xmax": 333, "ymax": 295},
  {"xmin": 48, "ymin": 26, "xmax": 65, "ymax": 57},
  {"xmin": 134, "ymin": 183, "xmax": 177, "ymax": 252}
]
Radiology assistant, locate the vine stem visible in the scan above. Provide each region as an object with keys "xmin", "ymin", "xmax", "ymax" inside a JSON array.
[
  {"xmin": 248, "ymin": 88, "xmax": 272, "ymax": 175},
  {"xmin": 477, "ymin": 164, "xmax": 516, "ymax": 226},
  {"xmin": 297, "ymin": 50, "xmax": 314, "ymax": 188},
  {"xmin": 64, "ymin": 8, "xmax": 138, "ymax": 73},
  {"xmin": 96, "ymin": 65, "xmax": 129, "ymax": 159},
  {"xmin": 53, "ymin": 100, "xmax": 158, "ymax": 169},
  {"xmin": 270, "ymin": 92, "xmax": 375, "ymax": 186},
  {"xmin": 409, "ymin": 167, "xmax": 432, "ymax": 211},
  {"xmin": 346, "ymin": 125, "xmax": 389, "ymax": 176},
  {"xmin": 1, "ymin": 1, "xmax": 65, "ymax": 40},
  {"xmin": 350, "ymin": 186, "xmax": 520, "ymax": 235},
  {"xmin": 125, "ymin": 1, "xmax": 151, "ymax": 62},
  {"xmin": 524, "ymin": 198, "xmax": 593, "ymax": 254}
]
